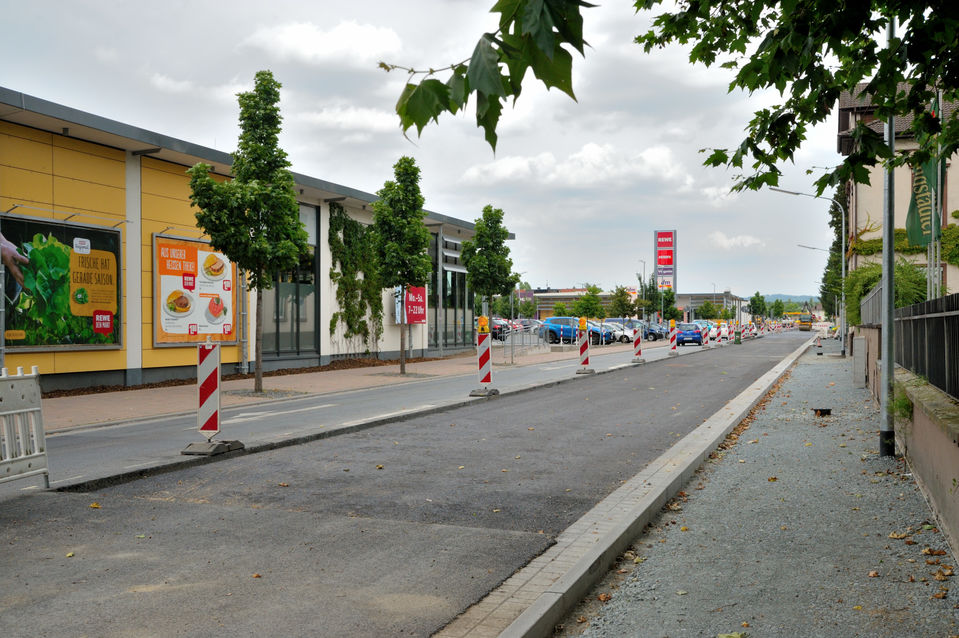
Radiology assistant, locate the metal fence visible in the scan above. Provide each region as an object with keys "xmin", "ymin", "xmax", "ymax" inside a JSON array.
[
  {"xmin": 860, "ymin": 282, "xmax": 883, "ymax": 327},
  {"xmin": 894, "ymin": 292, "xmax": 959, "ymax": 401}
]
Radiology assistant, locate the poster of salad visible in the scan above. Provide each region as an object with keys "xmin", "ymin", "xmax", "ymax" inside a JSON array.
[
  {"xmin": 153, "ymin": 235, "xmax": 237, "ymax": 345},
  {"xmin": 2, "ymin": 215, "xmax": 121, "ymax": 349}
]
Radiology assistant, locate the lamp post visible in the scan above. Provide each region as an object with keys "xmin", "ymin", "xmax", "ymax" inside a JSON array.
[
  {"xmin": 638, "ymin": 259, "xmax": 646, "ymax": 321},
  {"xmin": 770, "ymin": 187, "xmax": 847, "ymax": 357}
]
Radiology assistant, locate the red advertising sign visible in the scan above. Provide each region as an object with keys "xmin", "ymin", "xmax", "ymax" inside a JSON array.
[
  {"xmin": 656, "ymin": 251, "xmax": 674, "ymax": 266},
  {"xmin": 655, "ymin": 230, "xmax": 677, "ymax": 291},
  {"xmin": 405, "ymin": 286, "xmax": 427, "ymax": 324},
  {"xmin": 656, "ymin": 231, "xmax": 674, "ymax": 249}
]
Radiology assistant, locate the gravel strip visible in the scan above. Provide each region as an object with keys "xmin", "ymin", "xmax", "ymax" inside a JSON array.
[{"xmin": 557, "ymin": 342, "xmax": 959, "ymax": 638}]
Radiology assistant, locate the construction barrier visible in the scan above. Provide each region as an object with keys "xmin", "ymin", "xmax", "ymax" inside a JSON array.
[
  {"xmin": 0, "ymin": 366, "xmax": 48, "ymax": 488},
  {"xmin": 198, "ymin": 343, "xmax": 221, "ymax": 438},
  {"xmin": 576, "ymin": 321, "xmax": 594, "ymax": 374},
  {"xmin": 632, "ymin": 327, "xmax": 645, "ymax": 363},
  {"xmin": 703, "ymin": 326, "xmax": 710, "ymax": 348},
  {"xmin": 477, "ymin": 332, "xmax": 492, "ymax": 385},
  {"xmin": 668, "ymin": 320, "xmax": 677, "ymax": 355}
]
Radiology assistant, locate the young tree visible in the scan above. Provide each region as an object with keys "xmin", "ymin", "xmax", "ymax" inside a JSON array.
[
  {"xmin": 552, "ymin": 301, "xmax": 569, "ymax": 317},
  {"xmin": 608, "ymin": 285, "xmax": 636, "ymax": 319},
  {"xmin": 572, "ymin": 285, "xmax": 605, "ymax": 320},
  {"xmin": 820, "ymin": 184, "xmax": 848, "ymax": 317},
  {"xmin": 748, "ymin": 291, "xmax": 767, "ymax": 318},
  {"xmin": 697, "ymin": 300, "xmax": 718, "ymax": 320},
  {"xmin": 769, "ymin": 299, "xmax": 786, "ymax": 319},
  {"xmin": 661, "ymin": 288, "xmax": 682, "ymax": 322},
  {"xmin": 519, "ymin": 298, "xmax": 536, "ymax": 318},
  {"xmin": 461, "ymin": 205, "xmax": 518, "ymax": 317},
  {"xmin": 388, "ymin": 1, "xmax": 958, "ymax": 194},
  {"xmin": 371, "ymin": 156, "xmax": 433, "ymax": 375},
  {"xmin": 188, "ymin": 70, "xmax": 308, "ymax": 393}
]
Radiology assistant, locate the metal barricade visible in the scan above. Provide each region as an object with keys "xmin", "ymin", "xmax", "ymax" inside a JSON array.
[{"xmin": 0, "ymin": 366, "xmax": 49, "ymax": 488}]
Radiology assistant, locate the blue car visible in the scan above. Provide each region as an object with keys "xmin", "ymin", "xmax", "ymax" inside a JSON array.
[
  {"xmin": 539, "ymin": 317, "xmax": 614, "ymax": 345},
  {"xmin": 676, "ymin": 322, "xmax": 703, "ymax": 346}
]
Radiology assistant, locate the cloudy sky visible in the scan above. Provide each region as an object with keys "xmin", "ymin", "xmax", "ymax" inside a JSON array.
[{"xmin": 1, "ymin": 0, "xmax": 844, "ymax": 297}]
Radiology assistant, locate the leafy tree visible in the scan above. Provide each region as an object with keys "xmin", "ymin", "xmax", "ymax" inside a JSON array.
[
  {"xmin": 519, "ymin": 298, "xmax": 536, "ymax": 318},
  {"xmin": 371, "ymin": 156, "xmax": 433, "ymax": 375},
  {"xmin": 490, "ymin": 295, "xmax": 511, "ymax": 318},
  {"xmin": 661, "ymin": 288, "xmax": 682, "ymax": 322},
  {"xmin": 720, "ymin": 306, "xmax": 733, "ymax": 321},
  {"xmin": 769, "ymin": 299, "xmax": 786, "ymax": 319},
  {"xmin": 552, "ymin": 301, "xmax": 568, "ymax": 317},
  {"xmin": 572, "ymin": 284, "xmax": 605, "ymax": 320},
  {"xmin": 461, "ymin": 204, "xmax": 518, "ymax": 315},
  {"xmin": 748, "ymin": 291, "xmax": 767, "ymax": 318},
  {"xmin": 608, "ymin": 285, "xmax": 636, "ymax": 319},
  {"xmin": 820, "ymin": 184, "xmax": 848, "ymax": 317},
  {"xmin": 783, "ymin": 300, "xmax": 802, "ymax": 313},
  {"xmin": 387, "ymin": 1, "xmax": 958, "ymax": 194},
  {"xmin": 845, "ymin": 259, "xmax": 926, "ymax": 325},
  {"xmin": 640, "ymin": 273, "xmax": 661, "ymax": 319},
  {"xmin": 697, "ymin": 300, "xmax": 718, "ymax": 320},
  {"xmin": 188, "ymin": 70, "xmax": 308, "ymax": 393}
]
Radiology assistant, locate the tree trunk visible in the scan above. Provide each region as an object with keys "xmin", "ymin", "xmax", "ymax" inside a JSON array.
[
  {"xmin": 399, "ymin": 285, "xmax": 407, "ymax": 375},
  {"xmin": 255, "ymin": 285, "xmax": 264, "ymax": 393}
]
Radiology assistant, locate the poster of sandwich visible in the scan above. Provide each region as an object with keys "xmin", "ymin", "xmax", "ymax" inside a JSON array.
[{"xmin": 153, "ymin": 235, "xmax": 237, "ymax": 345}]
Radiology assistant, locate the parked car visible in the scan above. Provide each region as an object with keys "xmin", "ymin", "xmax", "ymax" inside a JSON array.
[
  {"xmin": 491, "ymin": 318, "xmax": 511, "ymax": 341},
  {"xmin": 539, "ymin": 317, "xmax": 613, "ymax": 345},
  {"xmin": 603, "ymin": 321, "xmax": 632, "ymax": 343},
  {"xmin": 607, "ymin": 318, "xmax": 654, "ymax": 341},
  {"xmin": 586, "ymin": 321, "xmax": 617, "ymax": 345},
  {"xmin": 651, "ymin": 322, "xmax": 670, "ymax": 340},
  {"xmin": 676, "ymin": 322, "xmax": 703, "ymax": 346}
]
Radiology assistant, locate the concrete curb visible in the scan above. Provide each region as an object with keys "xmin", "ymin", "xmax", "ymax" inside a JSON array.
[{"xmin": 489, "ymin": 336, "xmax": 815, "ymax": 638}]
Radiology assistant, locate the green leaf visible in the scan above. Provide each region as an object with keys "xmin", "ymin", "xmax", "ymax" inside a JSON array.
[
  {"xmin": 476, "ymin": 93, "xmax": 503, "ymax": 150},
  {"xmin": 522, "ymin": 0, "xmax": 556, "ymax": 57},
  {"xmin": 396, "ymin": 79, "xmax": 450, "ymax": 136},
  {"xmin": 468, "ymin": 34, "xmax": 507, "ymax": 98},
  {"xmin": 529, "ymin": 41, "xmax": 575, "ymax": 99}
]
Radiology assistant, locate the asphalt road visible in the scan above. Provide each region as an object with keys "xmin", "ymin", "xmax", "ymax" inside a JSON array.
[{"xmin": 0, "ymin": 332, "xmax": 808, "ymax": 637}]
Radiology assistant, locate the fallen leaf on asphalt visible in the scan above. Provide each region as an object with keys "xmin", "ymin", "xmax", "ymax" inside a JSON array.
[
  {"xmin": 889, "ymin": 531, "xmax": 911, "ymax": 539},
  {"xmin": 458, "ymin": 466, "xmax": 465, "ymax": 470},
  {"xmin": 66, "ymin": 552, "xmax": 74, "ymax": 557},
  {"xmin": 739, "ymin": 460, "xmax": 746, "ymax": 464},
  {"xmin": 781, "ymin": 525, "xmax": 788, "ymax": 531},
  {"xmin": 501, "ymin": 469, "xmax": 509, "ymax": 473},
  {"xmin": 943, "ymin": 567, "xmax": 954, "ymax": 576},
  {"xmin": 278, "ymin": 482, "xmax": 289, "ymax": 487},
  {"xmin": 528, "ymin": 427, "xmax": 535, "ymax": 431},
  {"xmin": 907, "ymin": 575, "xmax": 916, "ymax": 582},
  {"xmin": 577, "ymin": 616, "xmax": 588, "ymax": 623},
  {"xmin": 905, "ymin": 540, "xmax": 918, "ymax": 545},
  {"xmin": 932, "ymin": 590, "xmax": 948, "ymax": 599},
  {"xmin": 748, "ymin": 439, "xmax": 759, "ymax": 444},
  {"xmin": 597, "ymin": 593, "xmax": 612, "ymax": 602},
  {"xmin": 927, "ymin": 559, "xmax": 941, "ymax": 565},
  {"xmin": 680, "ymin": 526, "xmax": 689, "ymax": 532},
  {"xmin": 617, "ymin": 569, "xmax": 628, "ymax": 574},
  {"xmin": 634, "ymin": 556, "xmax": 646, "ymax": 564},
  {"xmin": 742, "ymin": 622, "xmax": 750, "ymax": 628},
  {"xmin": 852, "ymin": 605, "xmax": 863, "ymax": 610},
  {"xmin": 805, "ymin": 443, "xmax": 813, "ymax": 447},
  {"xmin": 934, "ymin": 569, "xmax": 951, "ymax": 581},
  {"xmin": 492, "ymin": 509, "xmax": 501, "ymax": 513},
  {"xmin": 829, "ymin": 382, "xmax": 836, "ymax": 386},
  {"xmin": 515, "ymin": 455, "xmax": 521, "ymax": 459},
  {"xmin": 252, "ymin": 573, "xmax": 262, "ymax": 578},
  {"xmin": 768, "ymin": 477, "xmax": 778, "ymax": 482},
  {"xmin": 676, "ymin": 590, "xmax": 687, "ymax": 596},
  {"xmin": 717, "ymin": 633, "xmax": 747, "ymax": 638},
  {"xmin": 375, "ymin": 465, "xmax": 384, "ymax": 470},
  {"xmin": 868, "ymin": 571, "xmax": 880, "ymax": 578},
  {"xmin": 923, "ymin": 548, "xmax": 948, "ymax": 556},
  {"xmin": 135, "ymin": 534, "xmax": 146, "ymax": 539},
  {"xmin": 89, "ymin": 503, "xmax": 101, "ymax": 509}
]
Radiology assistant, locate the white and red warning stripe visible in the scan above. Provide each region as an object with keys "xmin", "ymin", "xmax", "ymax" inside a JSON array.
[
  {"xmin": 669, "ymin": 326, "xmax": 677, "ymax": 351},
  {"xmin": 633, "ymin": 328, "xmax": 643, "ymax": 358},
  {"xmin": 198, "ymin": 344, "xmax": 220, "ymax": 438},
  {"xmin": 579, "ymin": 329, "xmax": 590, "ymax": 367},
  {"xmin": 477, "ymin": 333, "xmax": 492, "ymax": 384}
]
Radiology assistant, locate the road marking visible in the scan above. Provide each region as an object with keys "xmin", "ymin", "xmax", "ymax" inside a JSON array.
[
  {"xmin": 340, "ymin": 404, "xmax": 436, "ymax": 427},
  {"xmin": 607, "ymin": 363, "xmax": 632, "ymax": 371},
  {"xmin": 222, "ymin": 403, "xmax": 337, "ymax": 425},
  {"xmin": 123, "ymin": 462, "xmax": 154, "ymax": 470}
]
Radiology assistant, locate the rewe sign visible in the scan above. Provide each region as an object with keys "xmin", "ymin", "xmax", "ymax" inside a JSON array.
[{"xmin": 655, "ymin": 230, "xmax": 677, "ymax": 290}]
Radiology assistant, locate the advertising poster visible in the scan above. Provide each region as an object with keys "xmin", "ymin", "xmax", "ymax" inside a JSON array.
[
  {"xmin": 153, "ymin": 235, "xmax": 237, "ymax": 345},
  {"xmin": 2, "ymin": 215, "xmax": 121, "ymax": 349},
  {"xmin": 393, "ymin": 285, "xmax": 427, "ymax": 324}
]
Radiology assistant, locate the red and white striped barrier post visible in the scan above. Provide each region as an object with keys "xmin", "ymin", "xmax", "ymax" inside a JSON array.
[
  {"xmin": 198, "ymin": 343, "xmax": 220, "ymax": 438},
  {"xmin": 632, "ymin": 327, "xmax": 645, "ymax": 363},
  {"xmin": 702, "ymin": 325, "xmax": 711, "ymax": 348},
  {"xmin": 668, "ymin": 319, "xmax": 678, "ymax": 356},
  {"xmin": 470, "ymin": 317, "xmax": 499, "ymax": 396},
  {"xmin": 576, "ymin": 318, "xmax": 595, "ymax": 374},
  {"xmin": 182, "ymin": 342, "xmax": 244, "ymax": 456}
]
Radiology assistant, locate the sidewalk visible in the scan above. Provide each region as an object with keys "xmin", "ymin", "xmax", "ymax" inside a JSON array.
[
  {"xmin": 549, "ymin": 337, "xmax": 958, "ymax": 638},
  {"xmin": 42, "ymin": 340, "xmax": 659, "ymax": 432}
]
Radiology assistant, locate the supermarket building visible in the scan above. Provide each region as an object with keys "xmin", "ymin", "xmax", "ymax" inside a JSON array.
[{"xmin": 0, "ymin": 86, "xmax": 478, "ymax": 390}]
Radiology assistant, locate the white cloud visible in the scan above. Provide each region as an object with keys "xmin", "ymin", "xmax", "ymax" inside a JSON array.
[
  {"xmin": 150, "ymin": 73, "xmax": 194, "ymax": 94},
  {"xmin": 700, "ymin": 183, "xmax": 740, "ymax": 207},
  {"xmin": 243, "ymin": 21, "xmax": 401, "ymax": 68},
  {"xmin": 296, "ymin": 104, "xmax": 398, "ymax": 133},
  {"xmin": 461, "ymin": 143, "xmax": 692, "ymax": 188},
  {"xmin": 709, "ymin": 231, "xmax": 765, "ymax": 250}
]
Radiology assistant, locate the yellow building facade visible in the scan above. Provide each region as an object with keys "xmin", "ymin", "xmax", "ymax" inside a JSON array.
[{"xmin": 0, "ymin": 87, "xmax": 478, "ymax": 390}]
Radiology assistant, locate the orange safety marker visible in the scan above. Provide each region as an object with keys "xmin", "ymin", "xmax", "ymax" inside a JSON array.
[{"xmin": 576, "ymin": 317, "xmax": 595, "ymax": 374}]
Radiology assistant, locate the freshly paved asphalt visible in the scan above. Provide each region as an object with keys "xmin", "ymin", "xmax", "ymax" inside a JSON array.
[{"xmin": 0, "ymin": 332, "xmax": 811, "ymax": 637}]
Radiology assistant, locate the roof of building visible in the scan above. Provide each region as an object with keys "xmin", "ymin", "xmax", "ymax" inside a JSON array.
[{"xmin": 0, "ymin": 86, "xmax": 478, "ymax": 233}]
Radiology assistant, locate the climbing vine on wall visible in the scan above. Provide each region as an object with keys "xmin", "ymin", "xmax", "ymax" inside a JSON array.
[
  {"xmin": 328, "ymin": 202, "xmax": 383, "ymax": 352},
  {"xmin": 851, "ymin": 218, "xmax": 959, "ymax": 267}
]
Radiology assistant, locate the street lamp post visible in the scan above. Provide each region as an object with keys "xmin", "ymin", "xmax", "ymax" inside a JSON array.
[
  {"xmin": 638, "ymin": 259, "xmax": 646, "ymax": 321},
  {"xmin": 770, "ymin": 187, "xmax": 847, "ymax": 357}
]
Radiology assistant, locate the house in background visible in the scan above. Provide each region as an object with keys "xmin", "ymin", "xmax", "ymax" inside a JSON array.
[
  {"xmin": 0, "ymin": 86, "xmax": 478, "ymax": 391},
  {"xmin": 837, "ymin": 84, "xmax": 958, "ymax": 292}
]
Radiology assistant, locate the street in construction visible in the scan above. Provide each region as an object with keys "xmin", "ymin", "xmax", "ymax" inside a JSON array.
[{"xmin": 2, "ymin": 333, "xmax": 808, "ymax": 637}]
